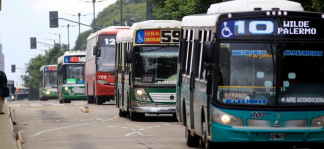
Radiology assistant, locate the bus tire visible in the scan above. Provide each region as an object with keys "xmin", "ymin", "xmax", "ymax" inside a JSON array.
[
  {"xmin": 119, "ymin": 109, "xmax": 127, "ymax": 117},
  {"xmin": 186, "ymin": 127, "xmax": 200, "ymax": 147},
  {"xmin": 202, "ymin": 122, "xmax": 216, "ymax": 149},
  {"xmin": 95, "ymin": 96, "xmax": 104, "ymax": 105},
  {"xmin": 87, "ymin": 96, "xmax": 94, "ymax": 104},
  {"xmin": 130, "ymin": 112, "xmax": 138, "ymax": 121}
]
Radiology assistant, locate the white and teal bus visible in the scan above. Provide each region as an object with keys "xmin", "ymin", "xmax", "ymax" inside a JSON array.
[
  {"xmin": 57, "ymin": 51, "xmax": 86, "ymax": 103},
  {"xmin": 39, "ymin": 65, "xmax": 58, "ymax": 101},
  {"xmin": 177, "ymin": 0, "xmax": 324, "ymax": 148}
]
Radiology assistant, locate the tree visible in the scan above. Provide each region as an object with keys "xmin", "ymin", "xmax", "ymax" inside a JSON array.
[
  {"xmin": 24, "ymin": 44, "xmax": 67, "ymax": 99},
  {"xmin": 148, "ymin": 0, "xmax": 324, "ymax": 21},
  {"xmin": 72, "ymin": 0, "xmax": 149, "ymax": 50}
]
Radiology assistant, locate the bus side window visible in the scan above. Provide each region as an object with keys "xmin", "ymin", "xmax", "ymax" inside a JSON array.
[
  {"xmin": 196, "ymin": 30, "xmax": 204, "ymax": 79},
  {"xmin": 180, "ymin": 29, "xmax": 188, "ymax": 74},
  {"xmin": 186, "ymin": 29, "xmax": 193, "ymax": 75},
  {"xmin": 203, "ymin": 30, "xmax": 211, "ymax": 80}
]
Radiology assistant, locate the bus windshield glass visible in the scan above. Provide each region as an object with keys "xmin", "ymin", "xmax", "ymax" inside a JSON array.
[
  {"xmin": 44, "ymin": 71, "xmax": 57, "ymax": 88},
  {"xmin": 218, "ymin": 42, "xmax": 324, "ymax": 106},
  {"xmin": 134, "ymin": 46, "xmax": 178, "ymax": 84},
  {"xmin": 63, "ymin": 64, "xmax": 84, "ymax": 84},
  {"xmin": 278, "ymin": 42, "xmax": 324, "ymax": 106},
  {"xmin": 218, "ymin": 43, "xmax": 276, "ymax": 106},
  {"xmin": 97, "ymin": 35, "xmax": 116, "ymax": 73}
]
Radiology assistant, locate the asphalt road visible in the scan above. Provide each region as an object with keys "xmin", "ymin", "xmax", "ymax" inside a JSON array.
[{"xmin": 8, "ymin": 100, "xmax": 309, "ymax": 149}]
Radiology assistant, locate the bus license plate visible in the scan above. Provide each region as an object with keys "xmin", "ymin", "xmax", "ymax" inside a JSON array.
[{"xmin": 269, "ymin": 133, "xmax": 285, "ymax": 140}]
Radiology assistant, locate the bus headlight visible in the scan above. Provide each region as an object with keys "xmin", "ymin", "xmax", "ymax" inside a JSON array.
[
  {"xmin": 221, "ymin": 115, "xmax": 230, "ymax": 124},
  {"xmin": 136, "ymin": 90, "xmax": 143, "ymax": 95},
  {"xmin": 212, "ymin": 108, "xmax": 243, "ymax": 126},
  {"xmin": 135, "ymin": 89, "xmax": 149, "ymax": 101},
  {"xmin": 141, "ymin": 94, "xmax": 148, "ymax": 100},
  {"xmin": 311, "ymin": 116, "xmax": 324, "ymax": 127},
  {"xmin": 65, "ymin": 87, "xmax": 68, "ymax": 91},
  {"xmin": 97, "ymin": 80, "xmax": 109, "ymax": 85},
  {"xmin": 11, "ymin": 96, "xmax": 14, "ymax": 99},
  {"xmin": 46, "ymin": 91, "xmax": 50, "ymax": 94}
]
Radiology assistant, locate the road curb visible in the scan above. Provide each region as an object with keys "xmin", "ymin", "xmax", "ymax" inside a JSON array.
[
  {"xmin": 9, "ymin": 107, "xmax": 16, "ymax": 125},
  {"xmin": 80, "ymin": 106, "xmax": 89, "ymax": 113},
  {"xmin": 16, "ymin": 132, "xmax": 24, "ymax": 149}
]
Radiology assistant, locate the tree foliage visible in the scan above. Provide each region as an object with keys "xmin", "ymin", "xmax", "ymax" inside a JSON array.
[
  {"xmin": 24, "ymin": 45, "xmax": 67, "ymax": 100},
  {"xmin": 148, "ymin": 0, "xmax": 324, "ymax": 21},
  {"xmin": 73, "ymin": 0, "xmax": 149, "ymax": 51}
]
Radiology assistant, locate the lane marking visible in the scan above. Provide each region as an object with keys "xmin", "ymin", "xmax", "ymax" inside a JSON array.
[
  {"xmin": 125, "ymin": 132, "xmax": 136, "ymax": 136},
  {"xmin": 8, "ymin": 104, "xmax": 20, "ymax": 107},
  {"xmin": 147, "ymin": 139, "xmax": 166, "ymax": 148},
  {"xmin": 30, "ymin": 104, "xmax": 42, "ymax": 107},
  {"xmin": 29, "ymin": 123, "xmax": 90, "ymax": 137}
]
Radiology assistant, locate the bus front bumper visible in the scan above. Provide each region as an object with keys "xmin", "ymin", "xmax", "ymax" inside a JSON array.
[
  {"xmin": 210, "ymin": 122, "xmax": 324, "ymax": 143},
  {"xmin": 132, "ymin": 106, "xmax": 176, "ymax": 114}
]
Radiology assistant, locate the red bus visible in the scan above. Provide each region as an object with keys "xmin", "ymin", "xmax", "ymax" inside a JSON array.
[{"xmin": 85, "ymin": 26, "xmax": 130, "ymax": 104}]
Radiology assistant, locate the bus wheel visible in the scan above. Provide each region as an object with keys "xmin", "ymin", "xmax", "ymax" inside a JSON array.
[
  {"xmin": 119, "ymin": 109, "xmax": 127, "ymax": 117},
  {"xmin": 202, "ymin": 122, "xmax": 215, "ymax": 149},
  {"xmin": 186, "ymin": 127, "xmax": 200, "ymax": 147},
  {"xmin": 130, "ymin": 112, "xmax": 139, "ymax": 121},
  {"xmin": 87, "ymin": 96, "xmax": 94, "ymax": 104},
  {"xmin": 95, "ymin": 96, "xmax": 104, "ymax": 105}
]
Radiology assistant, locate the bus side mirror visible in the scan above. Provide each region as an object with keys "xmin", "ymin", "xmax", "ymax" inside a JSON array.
[
  {"xmin": 125, "ymin": 50, "xmax": 133, "ymax": 63},
  {"xmin": 203, "ymin": 41, "xmax": 215, "ymax": 70},
  {"xmin": 93, "ymin": 46, "xmax": 98, "ymax": 56}
]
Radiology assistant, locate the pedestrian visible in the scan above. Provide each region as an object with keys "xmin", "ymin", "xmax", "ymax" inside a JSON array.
[{"xmin": 0, "ymin": 71, "xmax": 8, "ymax": 114}]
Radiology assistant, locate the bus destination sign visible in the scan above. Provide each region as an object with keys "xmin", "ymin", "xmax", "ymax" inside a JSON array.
[
  {"xmin": 219, "ymin": 18, "xmax": 324, "ymax": 39},
  {"xmin": 44, "ymin": 66, "xmax": 56, "ymax": 72},
  {"xmin": 64, "ymin": 56, "xmax": 86, "ymax": 63},
  {"xmin": 136, "ymin": 29, "xmax": 180, "ymax": 44}
]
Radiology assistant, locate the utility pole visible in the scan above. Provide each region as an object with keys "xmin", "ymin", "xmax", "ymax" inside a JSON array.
[
  {"xmin": 146, "ymin": 0, "xmax": 149, "ymax": 20},
  {"xmin": 120, "ymin": 0, "xmax": 123, "ymax": 26},
  {"xmin": 79, "ymin": 0, "xmax": 106, "ymax": 32}
]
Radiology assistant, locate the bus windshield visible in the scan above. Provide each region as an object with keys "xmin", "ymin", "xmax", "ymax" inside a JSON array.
[
  {"xmin": 97, "ymin": 35, "xmax": 116, "ymax": 73},
  {"xmin": 218, "ymin": 43, "xmax": 276, "ymax": 106},
  {"xmin": 44, "ymin": 71, "xmax": 57, "ymax": 88},
  {"xmin": 134, "ymin": 46, "xmax": 178, "ymax": 84},
  {"xmin": 218, "ymin": 42, "xmax": 324, "ymax": 106},
  {"xmin": 63, "ymin": 64, "xmax": 84, "ymax": 84}
]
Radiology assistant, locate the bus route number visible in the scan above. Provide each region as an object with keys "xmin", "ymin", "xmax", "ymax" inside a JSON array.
[
  {"xmin": 105, "ymin": 38, "xmax": 116, "ymax": 45},
  {"xmin": 161, "ymin": 30, "xmax": 180, "ymax": 43}
]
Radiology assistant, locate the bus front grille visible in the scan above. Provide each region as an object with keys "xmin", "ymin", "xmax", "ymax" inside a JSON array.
[{"xmin": 149, "ymin": 93, "xmax": 176, "ymax": 103}]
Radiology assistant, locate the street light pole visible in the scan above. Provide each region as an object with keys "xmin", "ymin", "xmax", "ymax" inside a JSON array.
[
  {"xmin": 66, "ymin": 13, "xmax": 92, "ymax": 50},
  {"xmin": 93, "ymin": 0, "xmax": 96, "ymax": 32},
  {"xmin": 60, "ymin": 24, "xmax": 76, "ymax": 51},
  {"xmin": 78, "ymin": 13, "xmax": 81, "ymax": 50},
  {"xmin": 120, "ymin": 0, "xmax": 123, "ymax": 25}
]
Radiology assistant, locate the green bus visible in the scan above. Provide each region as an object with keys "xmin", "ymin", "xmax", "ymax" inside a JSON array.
[
  {"xmin": 57, "ymin": 51, "xmax": 86, "ymax": 103},
  {"xmin": 115, "ymin": 20, "xmax": 181, "ymax": 121},
  {"xmin": 39, "ymin": 65, "xmax": 58, "ymax": 101}
]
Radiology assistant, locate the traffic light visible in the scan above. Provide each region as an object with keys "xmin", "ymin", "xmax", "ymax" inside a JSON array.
[
  {"xmin": 113, "ymin": 20, "xmax": 120, "ymax": 26},
  {"xmin": 30, "ymin": 37, "xmax": 37, "ymax": 49},
  {"xmin": 49, "ymin": 11, "xmax": 58, "ymax": 28},
  {"xmin": 127, "ymin": 17, "xmax": 135, "ymax": 26},
  {"xmin": 11, "ymin": 65, "xmax": 15, "ymax": 73}
]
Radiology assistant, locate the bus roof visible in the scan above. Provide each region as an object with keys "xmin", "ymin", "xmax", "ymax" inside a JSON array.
[
  {"xmin": 116, "ymin": 20, "xmax": 181, "ymax": 42},
  {"xmin": 182, "ymin": 0, "xmax": 304, "ymax": 27},
  {"xmin": 87, "ymin": 26, "xmax": 130, "ymax": 40},
  {"xmin": 57, "ymin": 51, "xmax": 86, "ymax": 64},
  {"xmin": 39, "ymin": 65, "xmax": 57, "ymax": 71}
]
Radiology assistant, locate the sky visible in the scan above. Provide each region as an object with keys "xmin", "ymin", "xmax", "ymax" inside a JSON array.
[{"xmin": 0, "ymin": 0, "xmax": 117, "ymax": 85}]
